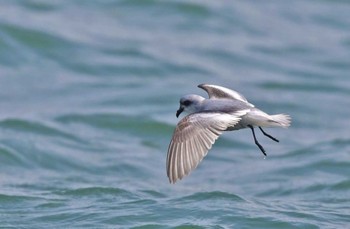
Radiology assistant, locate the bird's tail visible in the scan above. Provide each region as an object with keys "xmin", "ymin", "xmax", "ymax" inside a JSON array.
[{"xmin": 268, "ymin": 114, "xmax": 291, "ymax": 128}]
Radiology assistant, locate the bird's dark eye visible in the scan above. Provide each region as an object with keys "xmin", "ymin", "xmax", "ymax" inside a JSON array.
[{"xmin": 183, "ymin": 100, "xmax": 191, "ymax": 106}]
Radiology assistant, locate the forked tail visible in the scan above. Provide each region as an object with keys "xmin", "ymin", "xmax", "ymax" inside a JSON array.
[{"xmin": 269, "ymin": 114, "xmax": 291, "ymax": 128}]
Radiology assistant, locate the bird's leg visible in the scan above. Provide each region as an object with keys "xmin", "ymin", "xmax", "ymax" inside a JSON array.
[
  {"xmin": 248, "ymin": 125, "xmax": 267, "ymax": 157},
  {"xmin": 258, "ymin": 127, "xmax": 279, "ymax": 142}
]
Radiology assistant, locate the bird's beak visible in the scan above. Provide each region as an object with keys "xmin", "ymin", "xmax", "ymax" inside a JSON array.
[{"xmin": 176, "ymin": 107, "xmax": 184, "ymax": 118}]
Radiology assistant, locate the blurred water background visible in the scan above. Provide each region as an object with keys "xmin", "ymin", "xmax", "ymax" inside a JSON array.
[{"xmin": 0, "ymin": 0, "xmax": 350, "ymax": 228}]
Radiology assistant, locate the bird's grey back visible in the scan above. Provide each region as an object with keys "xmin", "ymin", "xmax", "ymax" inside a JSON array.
[{"xmin": 202, "ymin": 98, "xmax": 252, "ymax": 114}]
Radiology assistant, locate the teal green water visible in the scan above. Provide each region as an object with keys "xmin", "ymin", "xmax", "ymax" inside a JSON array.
[{"xmin": 1, "ymin": 0, "xmax": 350, "ymax": 228}]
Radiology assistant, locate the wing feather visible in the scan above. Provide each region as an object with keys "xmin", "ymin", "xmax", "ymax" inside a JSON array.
[
  {"xmin": 198, "ymin": 84, "xmax": 254, "ymax": 107},
  {"xmin": 166, "ymin": 111, "xmax": 246, "ymax": 183}
]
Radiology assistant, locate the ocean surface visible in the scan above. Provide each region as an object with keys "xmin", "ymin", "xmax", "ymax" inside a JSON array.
[{"xmin": 0, "ymin": 0, "xmax": 350, "ymax": 228}]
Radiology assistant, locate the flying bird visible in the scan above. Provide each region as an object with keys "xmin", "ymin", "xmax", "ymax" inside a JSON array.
[{"xmin": 166, "ymin": 84, "xmax": 291, "ymax": 183}]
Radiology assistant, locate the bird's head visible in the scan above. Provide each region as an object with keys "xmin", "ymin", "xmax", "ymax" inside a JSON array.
[{"xmin": 176, "ymin": 94, "xmax": 205, "ymax": 118}]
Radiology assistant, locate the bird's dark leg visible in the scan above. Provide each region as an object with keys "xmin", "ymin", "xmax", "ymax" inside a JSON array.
[
  {"xmin": 248, "ymin": 125, "xmax": 267, "ymax": 157},
  {"xmin": 259, "ymin": 127, "xmax": 279, "ymax": 142}
]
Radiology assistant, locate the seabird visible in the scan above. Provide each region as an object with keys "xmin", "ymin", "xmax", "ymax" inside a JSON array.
[{"xmin": 166, "ymin": 84, "xmax": 291, "ymax": 183}]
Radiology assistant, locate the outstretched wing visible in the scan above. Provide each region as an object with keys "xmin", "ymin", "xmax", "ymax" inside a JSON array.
[
  {"xmin": 166, "ymin": 110, "xmax": 247, "ymax": 183},
  {"xmin": 198, "ymin": 84, "xmax": 254, "ymax": 107}
]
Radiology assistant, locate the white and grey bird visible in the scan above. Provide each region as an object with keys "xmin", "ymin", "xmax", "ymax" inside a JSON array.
[{"xmin": 167, "ymin": 84, "xmax": 291, "ymax": 184}]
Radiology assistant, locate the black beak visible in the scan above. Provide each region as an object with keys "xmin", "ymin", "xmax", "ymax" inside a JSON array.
[{"xmin": 176, "ymin": 107, "xmax": 184, "ymax": 118}]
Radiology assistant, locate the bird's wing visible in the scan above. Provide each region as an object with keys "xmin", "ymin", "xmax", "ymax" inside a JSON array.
[
  {"xmin": 198, "ymin": 84, "xmax": 254, "ymax": 107},
  {"xmin": 166, "ymin": 110, "xmax": 248, "ymax": 183}
]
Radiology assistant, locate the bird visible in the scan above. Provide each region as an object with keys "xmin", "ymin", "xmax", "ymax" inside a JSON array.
[{"xmin": 166, "ymin": 83, "xmax": 291, "ymax": 184}]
